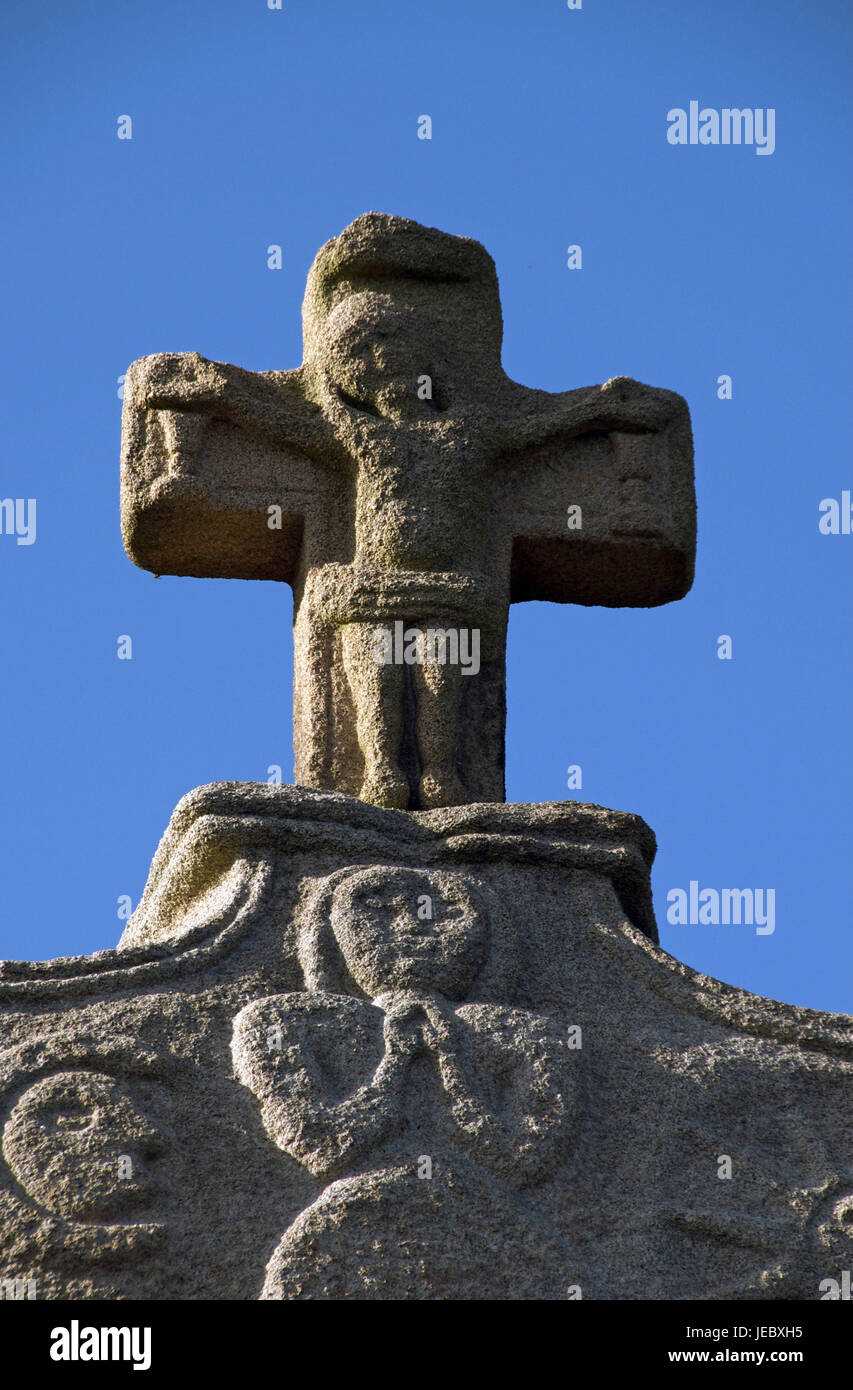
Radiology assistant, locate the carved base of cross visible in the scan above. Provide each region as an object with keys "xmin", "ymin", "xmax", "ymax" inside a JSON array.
[{"xmin": 0, "ymin": 782, "xmax": 849, "ymax": 1300}]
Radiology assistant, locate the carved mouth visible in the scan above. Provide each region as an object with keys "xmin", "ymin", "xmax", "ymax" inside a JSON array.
[{"xmin": 334, "ymin": 385, "xmax": 381, "ymax": 418}]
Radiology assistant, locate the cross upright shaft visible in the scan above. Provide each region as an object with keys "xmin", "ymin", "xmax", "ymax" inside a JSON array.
[{"xmin": 120, "ymin": 213, "xmax": 696, "ymax": 810}]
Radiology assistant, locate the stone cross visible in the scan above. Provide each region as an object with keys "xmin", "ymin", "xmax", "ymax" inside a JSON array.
[{"xmin": 121, "ymin": 213, "xmax": 696, "ymax": 810}]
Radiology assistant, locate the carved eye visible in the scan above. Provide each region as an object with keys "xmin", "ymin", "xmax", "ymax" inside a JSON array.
[{"xmin": 44, "ymin": 1110, "xmax": 92, "ymax": 1133}]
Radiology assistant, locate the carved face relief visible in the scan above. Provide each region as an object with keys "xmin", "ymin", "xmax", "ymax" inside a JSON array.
[
  {"xmin": 329, "ymin": 867, "xmax": 487, "ymax": 999},
  {"xmin": 321, "ymin": 294, "xmax": 449, "ymax": 420},
  {"xmin": 2, "ymin": 1072, "xmax": 167, "ymax": 1223}
]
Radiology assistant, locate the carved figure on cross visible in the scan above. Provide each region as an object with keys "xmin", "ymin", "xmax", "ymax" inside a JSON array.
[{"xmin": 121, "ymin": 213, "xmax": 695, "ymax": 809}]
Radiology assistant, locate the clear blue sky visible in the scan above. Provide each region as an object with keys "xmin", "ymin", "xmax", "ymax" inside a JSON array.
[{"xmin": 0, "ymin": 0, "xmax": 850, "ymax": 1013}]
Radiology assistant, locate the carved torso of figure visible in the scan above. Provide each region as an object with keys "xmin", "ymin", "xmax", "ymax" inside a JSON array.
[
  {"xmin": 318, "ymin": 291, "xmax": 496, "ymax": 575},
  {"xmin": 349, "ymin": 421, "xmax": 491, "ymax": 574}
]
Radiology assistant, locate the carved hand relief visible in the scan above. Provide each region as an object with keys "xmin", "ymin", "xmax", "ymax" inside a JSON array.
[{"xmin": 232, "ymin": 866, "xmax": 585, "ymax": 1298}]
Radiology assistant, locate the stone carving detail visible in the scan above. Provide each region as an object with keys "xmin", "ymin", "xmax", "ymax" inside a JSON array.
[
  {"xmin": 232, "ymin": 866, "xmax": 584, "ymax": 1298},
  {"xmin": 121, "ymin": 213, "xmax": 696, "ymax": 809},
  {"xmin": 0, "ymin": 788, "xmax": 850, "ymax": 1298},
  {"xmin": 0, "ymin": 1036, "xmax": 172, "ymax": 1283},
  {"xmin": 0, "ymin": 216, "xmax": 847, "ymax": 1302},
  {"xmin": 3, "ymin": 1072, "xmax": 166, "ymax": 1224}
]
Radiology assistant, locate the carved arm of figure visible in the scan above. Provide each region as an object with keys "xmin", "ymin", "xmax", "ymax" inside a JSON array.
[
  {"xmin": 420, "ymin": 1000, "xmax": 579, "ymax": 1190},
  {"xmin": 127, "ymin": 351, "xmax": 346, "ymax": 463},
  {"xmin": 231, "ymin": 994, "xmax": 411, "ymax": 1181},
  {"xmin": 489, "ymin": 376, "xmax": 689, "ymax": 459}
]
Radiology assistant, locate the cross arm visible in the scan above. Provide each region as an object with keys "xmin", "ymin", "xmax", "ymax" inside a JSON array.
[
  {"xmin": 494, "ymin": 378, "xmax": 696, "ymax": 608},
  {"xmin": 134, "ymin": 352, "xmax": 342, "ymax": 461},
  {"xmin": 121, "ymin": 353, "xmax": 343, "ymax": 584}
]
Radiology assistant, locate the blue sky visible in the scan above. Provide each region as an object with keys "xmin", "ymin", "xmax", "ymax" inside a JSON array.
[{"xmin": 0, "ymin": 0, "xmax": 850, "ymax": 1013}]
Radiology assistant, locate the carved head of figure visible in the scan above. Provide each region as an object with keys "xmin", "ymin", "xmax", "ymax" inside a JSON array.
[
  {"xmin": 316, "ymin": 293, "xmax": 456, "ymax": 422},
  {"xmin": 298, "ymin": 862, "xmax": 519, "ymax": 1003},
  {"xmin": 301, "ymin": 212, "xmax": 504, "ymax": 408},
  {"xmin": 2, "ymin": 1070, "xmax": 167, "ymax": 1223},
  {"xmin": 328, "ymin": 866, "xmax": 488, "ymax": 1000}
]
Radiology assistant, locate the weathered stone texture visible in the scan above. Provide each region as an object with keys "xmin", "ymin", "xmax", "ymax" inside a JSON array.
[{"xmin": 1, "ymin": 787, "xmax": 849, "ymax": 1300}]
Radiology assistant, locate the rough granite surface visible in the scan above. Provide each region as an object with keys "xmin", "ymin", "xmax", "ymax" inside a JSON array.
[{"xmin": 0, "ymin": 785, "xmax": 850, "ymax": 1300}]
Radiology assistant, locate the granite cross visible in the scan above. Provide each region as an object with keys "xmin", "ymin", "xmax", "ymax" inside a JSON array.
[{"xmin": 121, "ymin": 213, "xmax": 696, "ymax": 810}]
